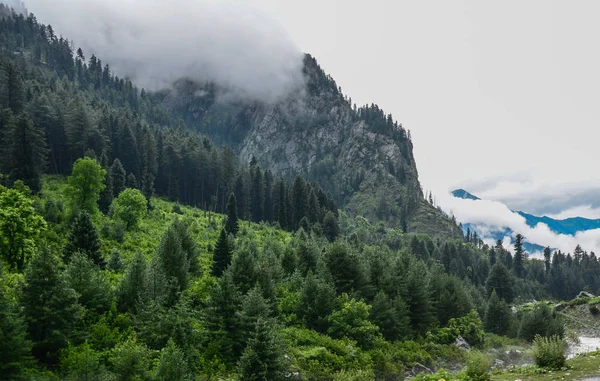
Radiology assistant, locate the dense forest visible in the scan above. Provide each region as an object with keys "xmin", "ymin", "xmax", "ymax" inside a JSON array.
[{"xmin": 0, "ymin": 5, "xmax": 598, "ymax": 381}]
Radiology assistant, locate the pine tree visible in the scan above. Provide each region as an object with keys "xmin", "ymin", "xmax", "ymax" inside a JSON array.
[
  {"xmin": 484, "ymin": 290, "xmax": 511, "ymax": 335},
  {"xmin": 127, "ymin": 172, "xmax": 138, "ymax": 189},
  {"xmin": 237, "ymin": 318, "xmax": 287, "ymax": 381},
  {"xmin": 212, "ymin": 229, "xmax": 232, "ymax": 277},
  {"xmin": 486, "ymin": 263, "xmax": 514, "ymax": 302},
  {"xmin": 225, "ymin": 193, "xmax": 239, "ymax": 236},
  {"xmin": 544, "ymin": 246, "xmax": 552, "ymax": 274},
  {"xmin": 111, "ymin": 158, "xmax": 126, "ymax": 196},
  {"xmin": 21, "ymin": 248, "xmax": 81, "ymax": 365},
  {"xmin": 513, "ymin": 234, "xmax": 525, "ymax": 277},
  {"xmin": 370, "ymin": 291, "xmax": 409, "ymax": 341},
  {"xmin": 117, "ymin": 251, "xmax": 148, "ymax": 313},
  {"xmin": 65, "ymin": 252, "xmax": 112, "ymax": 314},
  {"xmin": 322, "ymin": 211, "xmax": 340, "ymax": 242},
  {"xmin": 292, "ymin": 176, "xmax": 308, "ymax": 228},
  {"xmin": 276, "ymin": 179, "xmax": 288, "ymax": 230},
  {"xmin": 264, "ymin": 169, "xmax": 274, "ymax": 222},
  {"xmin": 65, "ymin": 101, "xmax": 92, "ymax": 159},
  {"xmin": 3, "ymin": 113, "xmax": 47, "ymax": 193},
  {"xmin": 155, "ymin": 339, "xmax": 191, "ymax": 381},
  {"xmin": 234, "ymin": 174, "xmax": 247, "ymax": 220},
  {"xmin": 250, "ymin": 165, "xmax": 264, "ymax": 222},
  {"xmin": 0, "ymin": 267, "xmax": 33, "ymax": 378},
  {"xmin": 155, "ymin": 223, "xmax": 189, "ymax": 306},
  {"xmin": 300, "ymin": 271, "xmax": 336, "ymax": 332},
  {"xmin": 64, "ymin": 210, "xmax": 104, "ymax": 266},
  {"xmin": 98, "ymin": 165, "xmax": 114, "ymax": 214},
  {"xmin": 489, "ymin": 248, "xmax": 497, "ymax": 266}
]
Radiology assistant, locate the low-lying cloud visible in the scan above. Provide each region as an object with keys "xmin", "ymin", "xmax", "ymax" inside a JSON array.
[
  {"xmin": 438, "ymin": 192, "xmax": 600, "ymax": 257},
  {"xmin": 18, "ymin": 0, "xmax": 305, "ymax": 103}
]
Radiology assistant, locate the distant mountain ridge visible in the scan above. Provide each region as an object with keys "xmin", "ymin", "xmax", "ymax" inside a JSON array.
[{"xmin": 452, "ymin": 189, "xmax": 600, "ymax": 253}]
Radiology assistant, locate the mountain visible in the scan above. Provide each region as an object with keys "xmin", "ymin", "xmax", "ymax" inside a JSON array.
[
  {"xmin": 452, "ymin": 189, "xmax": 600, "ymax": 253},
  {"xmin": 160, "ymin": 55, "xmax": 463, "ymax": 238},
  {"xmin": 451, "ymin": 189, "xmax": 480, "ymax": 201}
]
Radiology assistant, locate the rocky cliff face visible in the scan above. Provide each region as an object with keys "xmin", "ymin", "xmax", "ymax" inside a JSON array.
[{"xmin": 166, "ymin": 55, "xmax": 462, "ymax": 238}]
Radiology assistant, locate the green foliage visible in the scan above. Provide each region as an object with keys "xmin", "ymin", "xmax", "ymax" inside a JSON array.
[
  {"xmin": 328, "ymin": 294, "xmax": 382, "ymax": 349},
  {"xmin": 518, "ymin": 304, "xmax": 564, "ymax": 342},
  {"xmin": 109, "ymin": 335, "xmax": 154, "ymax": 381},
  {"xmin": 117, "ymin": 251, "xmax": 148, "ymax": 313},
  {"xmin": 0, "ymin": 267, "xmax": 33, "ymax": 379},
  {"xmin": 0, "ymin": 184, "xmax": 46, "ymax": 271},
  {"xmin": 65, "ymin": 252, "xmax": 112, "ymax": 314},
  {"xmin": 465, "ymin": 351, "xmax": 491, "ymax": 381},
  {"xmin": 237, "ymin": 318, "xmax": 288, "ymax": 381},
  {"xmin": 532, "ymin": 335, "xmax": 566, "ymax": 370},
  {"xmin": 67, "ymin": 157, "xmax": 106, "ymax": 214},
  {"xmin": 225, "ymin": 193, "xmax": 239, "ymax": 236},
  {"xmin": 429, "ymin": 310, "xmax": 485, "ymax": 348},
  {"xmin": 155, "ymin": 339, "xmax": 192, "ymax": 381},
  {"xmin": 323, "ymin": 211, "xmax": 340, "ymax": 242},
  {"xmin": 64, "ymin": 210, "xmax": 104, "ymax": 266},
  {"xmin": 60, "ymin": 342, "xmax": 111, "ymax": 381},
  {"xmin": 486, "ymin": 263, "xmax": 513, "ymax": 302},
  {"xmin": 484, "ymin": 291, "xmax": 511, "ymax": 336},
  {"xmin": 111, "ymin": 188, "xmax": 147, "ymax": 230},
  {"xmin": 22, "ymin": 248, "xmax": 81, "ymax": 365}
]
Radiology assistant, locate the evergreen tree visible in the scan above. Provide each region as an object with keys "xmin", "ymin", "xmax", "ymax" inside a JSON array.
[
  {"xmin": 98, "ymin": 165, "xmax": 114, "ymax": 214},
  {"xmin": 292, "ymin": 176, "xmax": 308, "ymax": 228},
  {"xmin": 65, "ymin": 252, "xmax": 112, "ymax": 314},
  {"xmin": 484, "ymin": 290, "xmax": 511, "ymax": 335},
  {"xmin": 489, "ymin": 248, "xmax": 496, "ymax": 266},
  {"xmin": 513, "ymin": 234, "xmax": 525, "ymax": 277},
  {"xmin": 250, "ymin": 165, "xmax": 264, "ymax": 222},
  {"xmin": 21, "ymin": 248, "xmax": 81, "ymax": 365},
  {"xmin": 322, "ymin": 211, "xmax": 340, "ymax": 242},
  {"xmin": 276, "ymin": 179, "xmax": 288, "ymax": 230},
  {"xmin": 370, "ymin": 291, "xmax": 410, "ymax": 342},
  {"xmin": 117, "ymin": 251, "xmax": 148, "ymax": 313},
  {"xmin": 264, "ymin": 169, "xmax": 274, "ymax": 222},
  {"xmin": 234, "ymin": 174, "xmax": 247, "ymax": 220},
  {"xmin": 155, "ymin": 223, "xmax": 189, "ymax": 306},
  {"xmin": 212, "ymin": 229, "xmax": 232, "ymax": 277},
  {"xmin": 65, "ymin": 101, "xmax": 93, "ymax": 159},
  {"xmin": 155, "ymin": 339, "xmax": 191, "ymax": 381},
  {"xmin": 2, "ymin": 61, "xmax": 24, "ymax": 113},
  {"xmin": 127, "ymin": 172, "xmax": 138, "ymax": 189},
  {"xmin": 300, "ymin": 271, "xmax": 336, "ymax": 332},
  {"xmin": 64, "ymin": 210, "xmax": 104, "ymax": 267},
  {"xmin": 108, "ymin": 247, "xmax": 123, "ymax": 272},
  {"xmin": 0, "ymin": 268, "xmax": 33, "ymax": 378},
  {"xmin": 111, "ymin": 158, "xmax": 126, "ymax": 196},
  {"xmin": 3, "ymin": 113, "xmax": 47, "ymax": 192},
  {"xmin": 237, "ymin": 318, "xmax": 287, "ymax": 381},
  {"xmin": 544, "ymin": 246, "xmax": 552, "ymax": 274},
  {"xmin": 225, "ymin": 193, "xmax": 239, "ymax": 236},
  {"xmin": 486, "ymin": 263, "xmax": 514, "ymax": 302}
]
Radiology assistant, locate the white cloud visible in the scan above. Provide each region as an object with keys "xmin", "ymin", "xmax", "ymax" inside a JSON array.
[
  {"xmin": 20, "ymin": 0, "xmax": 305, "ymax": 103},
  {"xmin": 438, "ymin": 191, "xmax": 600, "ymax": 255}
]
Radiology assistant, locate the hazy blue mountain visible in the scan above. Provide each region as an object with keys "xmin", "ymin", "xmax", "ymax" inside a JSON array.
[{"xmin": 453, "ymin": 189, "xmax": 600, "ymax": 254}]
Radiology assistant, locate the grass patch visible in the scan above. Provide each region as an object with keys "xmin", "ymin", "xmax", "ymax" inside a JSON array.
[{"xmin": 492, "ymin": 351, "xmax": 600, "ymax": 381}]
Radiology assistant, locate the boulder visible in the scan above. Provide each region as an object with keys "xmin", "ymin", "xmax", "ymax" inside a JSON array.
[
  {"xmin": 577, "ymin": 291, "xmax": 595, "ymax": 299},
  {"xmin": 454, "ymin": 335, "xmax": 471, "ymax": 351},
  {"xmin": 555, "ymin": 303, "xmax": 566, "ymax": 311}
]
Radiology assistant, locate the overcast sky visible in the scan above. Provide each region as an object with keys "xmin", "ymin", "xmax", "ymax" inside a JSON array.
[
  {"xmin": 13, "ymin": 0, "xmax": 600, "ymax": 220},
  {"xmin": 247, "ymin": 0, "xmax": 600, "ymax": 218}
]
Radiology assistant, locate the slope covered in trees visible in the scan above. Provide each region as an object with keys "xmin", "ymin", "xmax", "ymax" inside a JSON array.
[{"xmin": 0, "ymin": 5, "xmax": 597, "ymax": 380}]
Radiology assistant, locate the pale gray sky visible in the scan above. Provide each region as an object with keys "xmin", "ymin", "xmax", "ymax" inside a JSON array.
[
  {"xmin": 248, "ymin": 0, "xmax": 600, "ymax": 217},
  {"xmin": 17, "ymin": 0, "xmax": 600, "ymax": 218}
]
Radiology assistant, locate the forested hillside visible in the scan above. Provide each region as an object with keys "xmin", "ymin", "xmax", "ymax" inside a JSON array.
[{"xmin": 0, "ymin": 5, "xmax": 598, "ymax": 380}]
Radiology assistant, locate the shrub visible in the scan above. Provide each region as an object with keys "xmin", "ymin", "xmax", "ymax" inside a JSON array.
[
  {"xmin": 172, "ymin": 204, "xmax": 183, "ymax": 215},
  {"xmin": 532, "ymin": 335, "xmax": 566, "ymax": 370},
  {"xmin": 465, "ymin": 351, "xmax": 491, "ymax": 381},
  {"xmin": 589, "ymin": 304, "xmax": 599, "ymax": 315}
]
